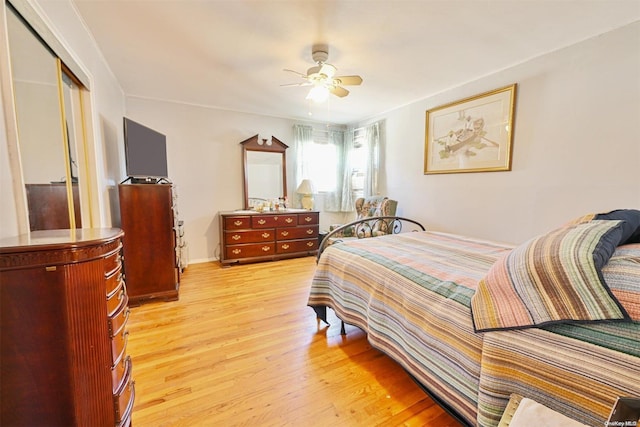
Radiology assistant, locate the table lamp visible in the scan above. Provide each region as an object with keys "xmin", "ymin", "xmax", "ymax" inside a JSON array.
[{"xmin": 296, "ymin": 179, "xmax": 315, "ymax": 210}]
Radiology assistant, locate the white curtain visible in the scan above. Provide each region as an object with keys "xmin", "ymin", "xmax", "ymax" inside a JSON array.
[
  {"xmin": 293, "ymin": 124, "xmax": 313, "ymax": 182},
  {"xmin": 363, "ymin": 121, "xmax": 380, "ymax": 197},
  {"xmin": 324, "ymin": 130, "xmax": 353, "ymax": 212},
  {"xmin": 293, "ymin": 124, "xmax": 313, "ymax": 207}
]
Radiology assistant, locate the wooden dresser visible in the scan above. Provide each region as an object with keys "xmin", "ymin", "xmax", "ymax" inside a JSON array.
[
  {"xmin": 25, "ymin": 183, "xmax": 82, "ymax": 230},
  {"xmin": 0, "ymin": 228, "xmax": 134, "ymax": 426},
  {"xmin": 219, "ymin": 210, "xmax": 319, "ymax": 265},
  {"xmin": 119, "ymin": 183, "xmax": 180, "ymax": 304}
]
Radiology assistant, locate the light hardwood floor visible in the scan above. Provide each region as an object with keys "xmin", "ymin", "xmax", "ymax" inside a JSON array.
[{"xmin": 127, "ymin": 257, "xmax": 461, "ymax": 426}]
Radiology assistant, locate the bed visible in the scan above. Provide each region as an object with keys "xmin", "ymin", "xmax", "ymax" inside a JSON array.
[{"xmin": 308, "ymin": 211, "xmax": 640, "ymax": 426}]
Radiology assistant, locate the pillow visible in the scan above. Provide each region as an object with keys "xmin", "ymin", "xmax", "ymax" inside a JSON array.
[
  {"xmin": 603, "ymin": 243, "xmax": 640, "ymax": 321},
  {"xmin": 594, "ymin": 209, "xmax": 640, "ymax": 244},
  {"xmin": 471, "ymin": 220, "xmax": 630, "ymax": 332},
  {"xmin": 565, "ymin": 209, "xmax": 640, "ymax": 244},
  {"xmin": 563, "ymin": 213, "xmax": 596, "ymax": 226},
  {"xmin": 498, "ymin": 394, "xmax": 588, "ymax": 427}
]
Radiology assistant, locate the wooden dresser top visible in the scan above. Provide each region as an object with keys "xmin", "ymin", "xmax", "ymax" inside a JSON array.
[
  {"xmin": 0, "ymin": 228, "xmax": 123, "ymax": 255},
  {"xmin": 219, "ymin": 209, "xmax": 317, "ymax": 217}
]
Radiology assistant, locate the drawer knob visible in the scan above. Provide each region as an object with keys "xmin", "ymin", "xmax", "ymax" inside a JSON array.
[
  {"xmin": 232, "ymin": 234, "xmax": 241, "ymax": 240},
  {"xmin": 282, "ymin": 244, "xmax": 290, "ymax": 250},
  {"xmin": 232, "ymin": 249, "xmax": 241, "ymax": 255},
  {"xmin": 285, "ymin": 218, "xmax": 293, "ymax": 223},
  {"xmin": 262, "ymin": 232, "xmax": 270, "ymax": 238},
  {"xmin": 234, "ymin": 220, "xmax": 243, "ymax": 226},
  {"xmin": 304, "ymin": 216, "xmax": 312, "ymax": 222},
  {"xmin": 261, "ymin": 246, "xmax": 271, "ymax": 252},
  {"xmin": 306, "ymin": 229, "xmax": 313, "ymax": 234},
  {"xmin": 281, "ymin": 231, "xmax": 289, "ymax": 236},
  {"xmin": 258, "ymin": 219, "xmax": 266, "ymax": 225},
  {"xmin": 307, "ymin": 242, "xmax": 314, "ymax": 247}
]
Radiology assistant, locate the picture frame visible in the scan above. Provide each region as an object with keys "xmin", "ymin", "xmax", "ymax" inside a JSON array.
[{"xmin": 424, "ymin": 84, "xmax": 517, "ymax": 174}]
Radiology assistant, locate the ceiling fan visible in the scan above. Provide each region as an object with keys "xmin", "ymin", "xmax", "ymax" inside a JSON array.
[{"xmin": 282, "ymin": 43, "xmax": 363, "ymax": 102}]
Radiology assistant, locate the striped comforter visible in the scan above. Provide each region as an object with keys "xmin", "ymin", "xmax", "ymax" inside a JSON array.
[
  {"xmin": 472, "ymin": 220, "xmax": 635, "ymax": 331},
  {"xmin": 307, "ymin": 231, "xmax": 640, "ymax": 426}
]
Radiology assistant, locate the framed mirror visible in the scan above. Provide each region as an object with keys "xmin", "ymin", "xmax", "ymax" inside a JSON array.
[{"xmin": 241, "ymin": 135, "xmax": 288, "ymax": 210}]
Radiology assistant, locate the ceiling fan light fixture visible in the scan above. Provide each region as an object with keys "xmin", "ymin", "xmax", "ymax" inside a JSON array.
[
  {"xmin": 319, "ymin": 63, "xmax": 336, "ymax": 79},
  {"xmin": 306, "ymin": 85, "xmax": 330, "ymax": 103},
  {"xmin": 283, "ymin": 43, "xmax": 362, "ymax": 102},
  {"xmin": 306, "ymin": 65, "xmax": 321, "ymax": 77}
]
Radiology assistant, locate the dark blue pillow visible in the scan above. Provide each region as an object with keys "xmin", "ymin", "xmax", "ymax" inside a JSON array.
[{"xmin": 594, "ymin": 209, "xmax": 640, "ymax": 244}]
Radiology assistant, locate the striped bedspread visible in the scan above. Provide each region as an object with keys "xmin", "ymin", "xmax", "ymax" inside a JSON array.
[
  {"xmin": 478, "ymin": 322, "xmax": 640, "ymax": 426},
  {"xmin": 309, "ymin": 231, "xmax": 512, "ymax": 425},
  {"xmin": 472, "ymin": 220, "xmax": 634, "ymax": 331},
  {"xmin": 307, "ymin": 231, "xmax": 640, "ymax": 426}
]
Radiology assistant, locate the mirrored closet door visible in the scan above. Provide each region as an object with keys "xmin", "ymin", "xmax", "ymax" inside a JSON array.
[{"xmin": 6, "ymin": 3, "xmax": 89, "ymax": 231}]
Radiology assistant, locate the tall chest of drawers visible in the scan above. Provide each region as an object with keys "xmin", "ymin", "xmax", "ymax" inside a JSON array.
[
  {"xmin": 118, "ymin": 183, "xmax": 180, "ymax": 304},
  {"xmin": 0, "ymin": 228, "xmax": 134, "ymax": 426},
  {"xmin": 219, "ymin": 210, "xmax": 319, "ymax": 265}
]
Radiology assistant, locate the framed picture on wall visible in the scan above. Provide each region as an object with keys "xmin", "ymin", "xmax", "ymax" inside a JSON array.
[{"xmin": 424, "ymin": 84, "xmax": 517, "ymax": 174}]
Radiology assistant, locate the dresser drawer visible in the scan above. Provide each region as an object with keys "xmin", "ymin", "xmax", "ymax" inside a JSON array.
[
  {"xmin": 276, "ymin": 238, "xmax": 318, "ymax": 254},
  {"xmin": 276, "ymin": 225, "xmax": 318, "ymax": 240},
  {"xmin": 225, "ymin": 243, "xmax": 275, "ymax": 259},
  {"xmin": 114, "ymin": 366, "xmax": 135, "ymax": 425},
  {"xmin": 105, "ymin": 267, "xmax": 123, "ymax": 296},
  {"xmin": 111, "ymin": 327, "xmax": 129, "ymax": 368},
  {"xmin": 104, "ymin": 247, "xmax": 122, "ymax": 277},
  {"xmin": 106, "ymin": 279, "xmax": 126, "ymax": 317},
  {"xmin": 252, "ymin": 214, "xmax": 297, "ymax": 228},
  {"xmin": 112, "ymin": 355, "xmax": 131, "ymax": 394},
  {"xmin": 224, "ymin": 229, "xmax": 275, "ymax": 244},
  {"xmin": 119, "ymin": 413, "xmax": 132, "ymax": 427},
  {"xmin": 298, "ymin": 212, "xmax": 319, "ymax": 225},
  {"xmin": 109, "ymin": 295, "xmax": 130, "ymax": 338},
  {"xmin": 224, "ymin": 216, "xmax": 251, "ymax": 230}
]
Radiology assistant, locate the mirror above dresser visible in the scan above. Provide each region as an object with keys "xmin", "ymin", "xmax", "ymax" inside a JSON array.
[{"xmin": 241, "ymin": 135, "xmax": 288, "ymax": 210}]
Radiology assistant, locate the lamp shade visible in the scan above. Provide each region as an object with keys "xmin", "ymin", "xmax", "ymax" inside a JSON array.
[
  {"xmin": 306, "ymin": 86, "xmax": 330, "ymax": 103},
  {"xmin": 296, "ymin": 179, "xmax": 315, "ymax": 195}
]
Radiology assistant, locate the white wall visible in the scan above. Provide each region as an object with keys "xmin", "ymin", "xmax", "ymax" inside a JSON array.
[
  {"xmin": 369, "ymin": 22, "xmax": 640, "ymax": 245},
  {"xmin": 13, "ymin": 81, "xmax": 66, "ymax": 183}
]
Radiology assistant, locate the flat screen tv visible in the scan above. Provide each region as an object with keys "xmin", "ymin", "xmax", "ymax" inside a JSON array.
[{"xmin": 123, "ymin": 117, "xmax": 168, "ymax": 181}]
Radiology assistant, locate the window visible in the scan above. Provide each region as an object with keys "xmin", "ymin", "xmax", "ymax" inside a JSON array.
[
  {"xmin": 302, "ymin": 128, "xmax": 366, "ymax": 196},
  {"xmin": 305, "ymin": 142, "xmax": 337, "ymax": 192},
  {"xmin": 294, "ymin": 122, "xmax": 381, "ymax": 212}
]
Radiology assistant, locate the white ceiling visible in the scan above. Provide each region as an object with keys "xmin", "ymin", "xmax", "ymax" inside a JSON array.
[{"xmin": 72, "ymin": 0, "xmax": 640, "ymax": 125}]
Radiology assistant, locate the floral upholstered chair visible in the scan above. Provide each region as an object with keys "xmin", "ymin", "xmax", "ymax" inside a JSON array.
[{"xmin": 329, "ymin": 196, "xmax": 398, "ymax": 239}]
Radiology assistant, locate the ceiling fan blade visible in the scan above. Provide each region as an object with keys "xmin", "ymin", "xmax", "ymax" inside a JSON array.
[
  {"xmin": 283, "ymin": 68, "xmax": 308, "ymax": 78},
  {"xmin": 330, "ymin": 85, "xmax": 349, "ymax": 98},
  {"xmin": 280, "ymin": 81, "xmax": 312, "ymax": 87},
  {"xmin": 334, "ymin": 75, "xmax": 362, "ymax": 86}
]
